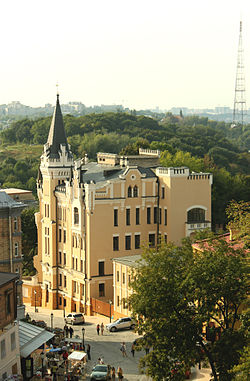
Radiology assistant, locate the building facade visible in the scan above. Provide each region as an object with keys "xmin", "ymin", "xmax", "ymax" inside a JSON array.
[
  {"xmin": 0, "ymin": 273, "xmax": 22, "ymax": 380},
  {"xmin": 33, "ymin": 95, "xmax": 212, "ymax": 315},
  {"xmin": 0, "ymin": 191, "xmax": 25, "ymax": 274}
]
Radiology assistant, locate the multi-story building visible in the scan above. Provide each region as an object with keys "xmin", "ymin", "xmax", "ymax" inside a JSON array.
[
  {"xmin": 0, "ymin": 191, "xmax": 25, "ymax": 274},
  {"xmin": 33, "ymin": 95, "xmax": 212, "ymax": 315},
  {"xmin": 0, "ymin": 272, "xmax": 22, "ymax": 379}
]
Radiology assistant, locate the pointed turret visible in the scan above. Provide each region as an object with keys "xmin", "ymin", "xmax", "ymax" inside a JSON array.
[{"xmin": 45, "ymin": 94, "xmax": 71, "ymax": 158}]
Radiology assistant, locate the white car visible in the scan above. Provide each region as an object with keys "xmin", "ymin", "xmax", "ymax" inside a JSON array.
[
  {"xmin": 65, "ymin": 313, "xmax": 85, "ymax": 325},
  {"xmin": 106, "ymin": 317, "xmax": 136, "ymax": 332}
]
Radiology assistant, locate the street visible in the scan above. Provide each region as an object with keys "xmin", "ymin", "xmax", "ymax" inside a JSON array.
[{"xmin": 25, "ymin": 304, "xmax": 211, "ymax": 380}]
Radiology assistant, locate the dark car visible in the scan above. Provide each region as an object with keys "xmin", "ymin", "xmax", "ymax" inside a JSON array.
[
  {"xmin": 32, "ymin": 320, "xmax": 47, "ymax": 329},
  {"xmin": 90, "ymin": 364, "xmax": 111, "ymax": 380}
]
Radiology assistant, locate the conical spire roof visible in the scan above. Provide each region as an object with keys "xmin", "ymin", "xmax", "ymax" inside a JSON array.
[{"xmin": 46, "ymin": 94, "xmax": 70, "ymax": 158}]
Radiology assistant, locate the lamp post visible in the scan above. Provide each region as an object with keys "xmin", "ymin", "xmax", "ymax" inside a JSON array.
[
  {"xmin": 82, "ymin": 327, "xmax": 85, "ymax": 348},
  {"xmin": 109, "ymin": 300, "xmax": 112, "ymax": 323},
  {"xmin": 34, "ymin": 290, "xmax": 37, "ymax": 312},
  {"xmin": 50, "ymin": 313, "xmax": 54, "ymax": 330}
]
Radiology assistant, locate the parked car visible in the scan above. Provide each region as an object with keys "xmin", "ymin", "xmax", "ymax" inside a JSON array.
[
  {"xmin": 65, "ymin": 313, "xmax": 85, "ymax": 325},
  {"xmin": 90, "ymin": 364, "xmax": 111, "ymax": 380},
  {"xmin": 106, "ymin": 317, "xmax": 136, "ymax": 332},
  {"xmin": 31, "ymin": 320, "xmax": 47, "ymax": 329}
]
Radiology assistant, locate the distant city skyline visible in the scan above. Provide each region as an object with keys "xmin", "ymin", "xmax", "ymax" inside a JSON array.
[{"xmin": 0, "ymin": 0, "xmax": 249, "ymax": 110}]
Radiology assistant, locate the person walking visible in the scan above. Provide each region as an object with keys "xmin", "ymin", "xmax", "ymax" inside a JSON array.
[
  {"xmin": 87, "ymin": 344, "xmax": 91, "ymax": 360},
  {"xmin": 117, "ymin": 366, "xmax": 123, "ymax": 380},
  {"xmin": 69, "ymin": 326, "xmax": 74, "ymax": 338},
  {"xmin": 101, "ymin": 322, "xmax": 104, "ymax": 335},
  {"xmin": 96, "ymin": 323, "xmax": 100, "ymax": 335},
  {"xmin": 111, "ymin": 366, "xmax": 116, "ymax": 380},
  {"xmin": 120, "ymin": 342, "xmax": 127, "ymax": 357},
  {"xmin": 64, "ymin": 325, "xmax": 68, "ymax": 338},
  {"xmin": 131, "ymin": 343, "xmax": 135, "ymax": 357}
]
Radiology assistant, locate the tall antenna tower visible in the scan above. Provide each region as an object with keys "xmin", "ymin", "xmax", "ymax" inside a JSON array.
[{"xmin": 232, "ymin": 21, "xmax": 247, "ymax": 127}]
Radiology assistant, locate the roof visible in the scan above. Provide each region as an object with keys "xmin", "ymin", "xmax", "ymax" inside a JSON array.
[
  {"xmin": 80, "ymin": 162, "xmax": 156, "ymax": 186},
  {"xmin": 4, "ymin": 188, "xmax": 32, "ymax": 195},
  {"xmin": 0, "ymin": 272, "xmax": 19, "ymax": 287},
  {"xmin": 46, "ymin": 94, "xmax": 71, "ymax": 158},
  {"xmin": 192, "ymin": 233, "xmax": 247, "ymax": 252},
  {"xmin": 19, "ymin": 321, "xmax": 55, "ymax": 358},
  {"xmin": 112, "ymin": 254, "xmax": 142, "ymax": 267},
  {"xmin": 0, "ymin": 191, "xmax": 25, "ymax": 209}
]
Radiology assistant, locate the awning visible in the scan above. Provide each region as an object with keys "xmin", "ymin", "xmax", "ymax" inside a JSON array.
[
  {"xmin": 68, "ymin": 351, "xmax": 87, "ymax": 361},
  {"xmin": 19, "ymin": 321, "xmax": 55, "ymax": 358}
]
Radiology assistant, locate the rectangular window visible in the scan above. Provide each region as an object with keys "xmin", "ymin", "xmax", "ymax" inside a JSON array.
[
  {"xmin": 59, "ymin": 251, "xmax": 62, "ymax": 264},
  {"xmin": 122, "ymin": 273, "xmax": 125, "ymax": 284},
  {"xmin": 73, "ymin": 281, "xmax": 76, "ymax": 293},
  {"xmin": 149, "ymin": 233, "xmax": 155, "ymax": 247},
  {"xmin": 75, "ymin": 258, "xmax": 78, "ymax": 270},
  {"xmin": 72, "ymin": 257, "xmax": 75, "ymax": 269},
  {"xmin": 64, "ymin": 252, "xmax": 66, "ymax": 265},
  {"xmin": 99, "ymin": 283, "xmax": 105, "ymax": 297},
  {"xmin": 159, "ymin": 208, "xmax": 162, "ymax": 225},
  {"xmin": 11, "ymin": 332, "xmax": 16, "ymax": 351},
  {"xmin": 117, "ymin": 295, "xmax": 120, "ymax": 307},
  {"xmin": 164, "ymin": 209, "xmax": 167, "ymax": 226},
  {"xmin": 59, "ymin": 274, "xmax": 62, "ymax": 286},
  {"xmin": 59, "ymin": 228, "xmax": 62, "ymax": 242},
  {"xmin": 114, "ymin": 209, "xmax": 118, "ymax": 227},
  {"xmin": 14, "ymin": 217, "xmax": 18, "ymax": 231},
  {"xmin": 135, "ymin": 234, "xmax": 140, "ymax": 249},
  {"xmin": 125, "ymin": 235, "xmax": 131, "ymax": 250},
  {"xmin": 59, "ymin": 296, "xmax": 62, "ymax": 306},
  {"xmin": 63, "ymin": 230, "xmax": 66, "ymax": 243},
  {"xmin": 126, "ymin": 208, "xmax": 130, "ymax": 226},
  {"xmin": 64, "ymin": 275, "xmax": 67, "ymax": 288},
  {"xmin": 117, "ymin": 271, "xmax": 120, "ymax": 282},
  {"xmin": 136, "ymin": 207, "xmax": 140, "ymax": 225},
  {"xmin": 147, "ymin": 207, "xmax": 151, "ymax": 224},
  {"xmin": 113, "ymin": 236, "xmax": 119, "ymax": 251},
  {"xmin": 81, "ymin": 260, "xmax": 83, "ymax": 272},
  {"xmin": 154, "ymin": 207, "xmax": 158, "ymax": 224},
  {"xmin": 164, "ymin": 234, "xmax": 168, "ymax": 243},
  {"xmin": 1, "ymin": 339, "xmax": 6, "ymax": 359},
  {"xmin": 161, "ymin": 187, "xmax": 165, "ymax": 199},
  {"xmin": 14, "ymin": 242, "xmax": 18, "ymax": 257},
  {"xmin": 99, "ymin": 261, "xmax": 105, "ymax": 276}
]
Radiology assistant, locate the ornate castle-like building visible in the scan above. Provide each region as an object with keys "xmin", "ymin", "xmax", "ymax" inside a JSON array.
[{"xmin": 32, "ymin": 95, "xmax": 212, "ymax": 315}]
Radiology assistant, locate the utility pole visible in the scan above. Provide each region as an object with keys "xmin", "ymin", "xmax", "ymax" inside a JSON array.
[{"xmin": 232, "ymin": 20, "xmax": 247, "ymax": 127}]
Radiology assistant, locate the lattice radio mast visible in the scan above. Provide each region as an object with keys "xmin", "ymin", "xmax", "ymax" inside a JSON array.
[{"xmin": 232, "ymin": 21, "xmax": 247, "ymax": 127}]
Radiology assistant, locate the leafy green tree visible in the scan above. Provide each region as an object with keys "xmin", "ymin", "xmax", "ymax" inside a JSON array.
[
  {"xmin": 21, "ymin": 207, "xmax": 37, "ymax": 275},
  {"xmin": 130, "ymin": 237, "xmax": 248, "ymax": 380}
]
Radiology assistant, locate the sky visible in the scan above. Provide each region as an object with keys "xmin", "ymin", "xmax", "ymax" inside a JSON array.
[{"xmin": 0, "ymin": 0, "xmax": 249, "ymax": 110}]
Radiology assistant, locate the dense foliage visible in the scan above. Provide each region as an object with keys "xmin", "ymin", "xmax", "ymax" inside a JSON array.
[
  {"xmin": 129, "ymin": 217, "xmax": 249, "ymax": 380},
  {"xmin": 21, "ymin": 207, "xmax": 37, "ymax": 276},
  {"xmin": 0, "ymin": 112, "xmax": 249, "ymax": 227}
]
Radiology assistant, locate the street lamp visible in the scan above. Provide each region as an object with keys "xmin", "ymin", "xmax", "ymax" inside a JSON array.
[
  {"xmin": 109, "ymin": 300, "xmax": 112, "ymax": 323},
  {"xmin": 34, "ymin": 290, "xmax": 37, "ymax": 312},
  {"xmin": 82, "ymin": 327, "xmax": 85, "ymax": 348},
  {"xmin": 50, "ymin": 313, "xmax": 54, "ymax": 330}
]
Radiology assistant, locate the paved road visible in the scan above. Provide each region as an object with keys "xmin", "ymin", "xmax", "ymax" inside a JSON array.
[{"xmin": 25, "ymin": 304, "xmax": 211, "ymax": 380}]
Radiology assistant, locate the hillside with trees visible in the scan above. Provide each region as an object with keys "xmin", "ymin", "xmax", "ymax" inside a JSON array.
[{"xmin": 0, "ymin": 112, "xmax": 249, "ymax": 227}]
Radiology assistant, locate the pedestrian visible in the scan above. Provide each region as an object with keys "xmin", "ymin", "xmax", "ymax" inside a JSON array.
[
  {"xmin": 62, "ymin": 350, "xmax": 68, "ymax": 364},
  {"xmin": 96, "ymin": 323, "xmax": 100, "ymax": 335},
  {"xmin": 131, "ymin": 343, "xmax": 135, "ymax": 357},
  {"xmin": 87, "ymin": 344, "xmax": 91, "ymax": 360},
  {"xmin": 101, "ymin": 322, "xmax": 104, "ymax": 335},
  {"xmin": 120, "ymin": 342, "xmax": 127, "ymax": 357},
  {"xmin": 69, "ymin": 326, "xmax": 74, "ymax": 338},
  {"xmin": 64, "ymin": 325, "xmax": 69, "ymax": 338},
  {"xmin": 117, "ymin": 366, "xmax": 123, "ymax": 380},
  {"xmin": 111, "ymin": 366, "xmax": 116, "ymax": 380}
]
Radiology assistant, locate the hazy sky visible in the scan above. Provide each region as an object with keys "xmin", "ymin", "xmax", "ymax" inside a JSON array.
[{"xmin": 0, "ymin": 0, "xmax": 249, "ymax": 110}]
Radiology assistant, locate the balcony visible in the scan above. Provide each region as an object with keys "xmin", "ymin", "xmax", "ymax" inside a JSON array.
[{"xmin": 185, "ymin": 221, "xmax": 211, "ymax": 237}]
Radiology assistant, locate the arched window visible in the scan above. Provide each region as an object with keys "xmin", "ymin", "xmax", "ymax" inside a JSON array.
[
  {"xmin": 127, "ymin": 186, "xmax": 132, "ymax": 198},
  {"xmin": 187, "ymin": 208, "xmax": 205, "ymax": 223},
  {"xmin": 133, "ymin": 185, "xmax": 138, "ymax": 197},
  {"xmin": 74, "ymin": 207, "xmax": 79, "ymax": 225}
]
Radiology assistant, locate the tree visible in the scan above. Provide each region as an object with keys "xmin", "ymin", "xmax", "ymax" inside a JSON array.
[
  {"xmin": 226, "ymin": 200, "xmax": 250, "ymax": 248},
  {"xmin": 129, "ymin": 237, "xmax": 248, "ymax": 380},
  {"xmin": 21, "ymin": 207, "xmax": 38, "ymax": 275}
]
